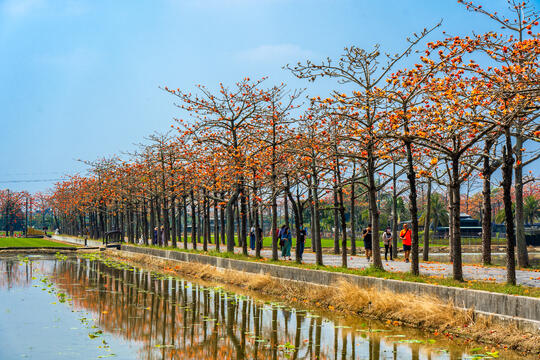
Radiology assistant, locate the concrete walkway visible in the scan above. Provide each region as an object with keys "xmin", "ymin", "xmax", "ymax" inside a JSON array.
[
  {"xmin": 53, "ymin": 235, "xmax": 540, "ymax": 288},
  {"xmin": 183, "ymin": 242, "xmax": 540, "ymax": 288}
]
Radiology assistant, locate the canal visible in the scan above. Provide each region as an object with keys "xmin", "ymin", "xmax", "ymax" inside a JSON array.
[{"xmin": 0, "ymin": 254, "xmax": 531, "ymax": 359}]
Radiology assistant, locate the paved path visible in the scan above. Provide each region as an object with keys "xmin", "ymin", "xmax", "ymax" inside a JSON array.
[
  {"xmin": 185, "ymin": 242, "xmax": 540, "ymax": 288},
  {"xmin": 52, "ymin": 235, "xmax": 540, "ymax": 288}
]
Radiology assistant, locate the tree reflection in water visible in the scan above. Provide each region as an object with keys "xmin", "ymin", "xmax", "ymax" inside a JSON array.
[{"xmin": 1, "ymin": 256, "xmax": 518, "ymax": 359}]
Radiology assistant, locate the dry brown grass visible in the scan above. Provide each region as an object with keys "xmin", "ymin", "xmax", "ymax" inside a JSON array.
[{"xmin": 104, "ymin": 250, "xmax": 540, "ymax": 354}]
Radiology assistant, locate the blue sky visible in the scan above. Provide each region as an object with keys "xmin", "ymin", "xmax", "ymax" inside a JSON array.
[{"xmin": 0, "ymin": 0, "xmax": 537, "ymax": 192}]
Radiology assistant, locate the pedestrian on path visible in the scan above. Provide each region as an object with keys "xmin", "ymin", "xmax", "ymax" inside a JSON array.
[
  {"xmin": 249, "ymin": 226, "xmax": 256, "ymax": 251},
  {"xmin": 278, "ymin": 225, "xmax": 286, "ymax": 251},
  {"xmin": 382, "ymin": 227, "xmax": 393, "ymax": 261},
  {"xmin": 281, "ymin": 225, "xmax": 292, "ymax": 260},
  {"xmin": 297, "ymin": 227, "xmax": 307, "ymax": 261},
  {"xmin": 363, "ymin": 224, "xmax": 372, "ymax": 262},
  {"xmin": 400, "ymin": 223, "xmax": 412, "ymax": 263},
  {"xmin": 153, "ymin": 227, "xmax": 158, "ymax": 245}
]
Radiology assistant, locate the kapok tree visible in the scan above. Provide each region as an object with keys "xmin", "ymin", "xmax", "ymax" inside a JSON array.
[
  {"xmin": 288, "ymin": 24, "xmax": 442, "ymax": 270},
  {"xmin": 457, "ymin": 0, "xmax": 540, "ymax": 269},
  {"xmin": 165, "ymin": 78, "xmax": 271, "ymax": 253}
]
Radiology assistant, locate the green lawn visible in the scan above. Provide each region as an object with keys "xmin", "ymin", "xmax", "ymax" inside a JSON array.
[
  {"xmin": 0, "ymin": 237, "xmax": 75, "ymax": 248},
  {"xmin": 112, "ymin": 232, "xmax": 501, "ymax": 250}
]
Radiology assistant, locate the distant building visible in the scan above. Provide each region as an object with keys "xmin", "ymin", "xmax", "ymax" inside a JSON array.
[{"xmin": 435, "ymin": 213, "xmax": 482, "ymax": 237}]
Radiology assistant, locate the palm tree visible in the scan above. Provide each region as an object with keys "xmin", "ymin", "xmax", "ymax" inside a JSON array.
[
  {"xmin": 496, "ymin": 203, "xmax": 515, "ymax": 224},
  {"xmin": 419, "ymin": 193, "xmax": 448, "ymax": 229},
  {"xmin": 523, "ymin": 196, "xmax": 539, "ymax": 225}
]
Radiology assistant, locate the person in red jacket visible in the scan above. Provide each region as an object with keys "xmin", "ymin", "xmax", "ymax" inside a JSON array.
[{"xmin": 400, "ymin": 223, "xmax": 412, "ymax": 263}]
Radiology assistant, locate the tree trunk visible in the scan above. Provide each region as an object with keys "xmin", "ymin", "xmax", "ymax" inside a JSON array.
[
  {"xmin": 367, "ymin": 151, "xmax": 383, "ymax": 270},
  {"xmin": 284, "ymin": 193, "xmax": 290, "ymax": 230},
  {"xmin": 308, "ymin": 184, "xmax": 316, "ymax": 252},
  {"xmin": 127, "ymin": 206, "xmax": 133, "ymax": 244},
  {"xmin": 253, "ymin": 188, "xmax": 261, "ymax": 258},
  {"xmin": 198, "ymin": 201, "xmax": 203, "ymax": 245},
  {"xmin": 171, "ymin": 196, "xmax": 177, "ymax": 248},
  {"xmin": 423, "ymin": 179, "xmax": 431, "ymax": 262},
  {"xmin": 226, "ymin": 192, "xmax": 239, "ymax": 253},
  {"xmin": 450, "ymin": 157, "xmax": 463, "ymax": 282},
  {"xmin": 220, "ymin": 192, "xmax": 226, "ymax": 246},
  {"xmin": 287, "ymin": 190, "xmax": 302, "ymax": 264},
  {"xmin": 482, "ymin": 140, "xmax": 493, "ymax": 265},
  {"xmin": 155, "ymin": 198, "xmax": 161, "ymax": 246},
  {"xmin": 183, "ymin": 196, "xmax": 188, "ymax": 249},
  {"xmin": 149, "ymin": 198, "xmax": 155, "ymax": 244},
  {"xmin": 176, "ymin": 198, "xmax": 182, "ymax": 249},
  {"xmin": 202, "ymin": 192, "xmax": 208, "ymax": 252},
  {"xmin": 338, "ymin": 186, "xmax": 348, "ymax": 268},
  {"xmin": 162, "ymin": 196, "xmax": 170, "ymax": 247},
  {"xmin": 235, "ymin": 200, "xmax": 241, "ymax": 248},
  {"xmin": 502, "ymin": 134, "xmax": 516, "ymax": 285},
  {"xmin": 214, "ymin": 195, "xmax": 220, "ymax": 252},
  {"xmin": 240, "ymin": 184, "xmax": 248, "ymax": 256},
  {"xmin": 310, "ymin": 171, "xmax": 323, "ymax": 266},
  {"xmin": 191, "ymin": 191, "xmax": 197, "ymax": 250},
  {"xmin": 135, "ymin": 203, "xmax": 140, "ymax": 244},
  {"xmin": 448, "ymin": 188, "xmax": 454, "ymax": 262},
  {"xmin": 119, "ymin": 210, "xmax": 125, "ymax": 243},
  {"xmin": 271, "ymin": 186, "xmax": 279, "ymax": 261},
  {"xmin": 351, "ymin": 163, "xmax": 357, "ymax": 256},
  {"xmin": 514, "ymin": 135, "xmax": 529, "ymax": 268},
  {"xmin": 333, "ymin": 183, "xmax": 340, "ymax": 254},
  {"xmin": 405, "ymin": 141, "xmax": 420, "ymax": 275},
  {"xmin": 391, "ymin": 160, "xmax": 399, "ymax": 259}
]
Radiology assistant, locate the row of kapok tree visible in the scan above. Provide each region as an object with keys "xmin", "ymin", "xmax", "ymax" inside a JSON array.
[
  {"xmin": 0, "ymin": 190, "xmax": 50, "ymax": 235},
  {"xmin": 49, "ymin": 0, "xmax": 539, "ymax": 284}
]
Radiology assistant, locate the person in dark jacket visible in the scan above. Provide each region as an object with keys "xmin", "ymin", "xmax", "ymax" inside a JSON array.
[
  {"xmin": 297, "ymin": 227, "xmax": 307, "ymax": 261},
  {"xmin": 363, "ymin": 224, "xmax": 372, "ymax": 262},
  {"xmin": 281, "ymin": 225, "xmax": 292, "ymax": 260},
  {"xmin": 249, "ymin": 226, "xmax": 256, "ymax": 251}
]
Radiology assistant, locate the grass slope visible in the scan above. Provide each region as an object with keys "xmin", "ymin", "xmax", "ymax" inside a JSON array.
[
  {"xmin": 132, "ymin": 243, "xmax": 540, "ymax": 298},
  {"xmin": 0, "ymin": 237, "xmax": 75, "ymax": 248}
]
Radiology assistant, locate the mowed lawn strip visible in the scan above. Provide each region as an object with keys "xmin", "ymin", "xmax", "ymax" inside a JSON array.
[{"xmin": 0, "ymin": 237, "xmax": 75, "ymax": 248}]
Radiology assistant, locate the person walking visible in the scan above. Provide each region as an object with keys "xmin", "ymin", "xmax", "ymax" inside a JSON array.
[
  {"xmin": 297, "ymin": 226, "xmax": 307, "ymax": 261},
  {"xmin": 153, "ymin": 227, "xmax": 158, "ymax": 245},
  {"xmin": 278, "ymin": 225, "xmax": 286, "ymax": 251},
  {"xmin": 249, "ymin": 226, "xmax": 256, "ymax": 251},
  {"xmin": 362, "ymin": 224, "xmax": 372, "ymax": 262},
  {"xmin": 400, "ymin": 223, "xmax": 412, "ymax": 263},
  {"xmin": 382, "ymin": 227, "xmax": 393, "ymax": 261},
  {"xmin": 281, "ymin": 225, "xmax": 292, "ymax": 260}
]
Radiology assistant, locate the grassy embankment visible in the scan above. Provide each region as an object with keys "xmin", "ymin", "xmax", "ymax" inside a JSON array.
[
  {"xmin": 128, "ymin": 243, "xmax": 540, "ymax": 298},
  {"xmin": 0, "ymin": 237, "xmax": 75, "ymax": 248}
]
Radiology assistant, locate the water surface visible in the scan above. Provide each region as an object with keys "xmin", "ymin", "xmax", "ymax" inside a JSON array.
[{"xmin": 0, "ymin": 254, "xmax": 531, "ymax": 359}]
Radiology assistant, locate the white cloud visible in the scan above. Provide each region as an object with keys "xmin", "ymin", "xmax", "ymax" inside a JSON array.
[
  {"xmin": 236, "ymin": 44, "xmax": 314, "ymax": 64},
  {"xmin": 1, "ymin": 0, "xmax": 44, "ymax": 17}
]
